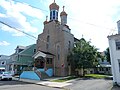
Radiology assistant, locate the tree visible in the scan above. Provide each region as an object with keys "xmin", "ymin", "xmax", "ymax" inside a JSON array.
[
  {"xmin": 104, "ymin": 47, "xmax": 111, "ymax": 63},
  {"xmin": 68, "ymin": 38, "xmax": 100, "ymax": 76}
]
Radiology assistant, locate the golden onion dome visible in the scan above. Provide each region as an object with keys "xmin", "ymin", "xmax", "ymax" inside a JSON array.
[
  {"xmin": 49, "ymin": 0, "xmax": 59, "ymax": 10},
  {"xmin": 43, "ymin": 16, "xmax": 48, "ymax": 25},
  {"xmin": 60, "ymin": 6, "xmax": 67, "ymax": 16},
  {"xmin": 60, "ymin": 11, "xmax": 67, "ymax": 16},
  {"xmin": 43, "ymin": 21, "xmax": 48, "ymax": 25}
]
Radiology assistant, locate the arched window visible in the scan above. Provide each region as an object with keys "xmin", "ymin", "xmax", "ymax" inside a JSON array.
[
  {"xmin": 56, "ymin": 11, "xmax": 58, "ymax": 20},
  {"xmin": 46, "ymin": 44, "xmax": 49, "ymax": 50},
  {"xmin": 47, "ymin": 36, "xmax": 50, "ymax": 42},
  {"xmin": 53, "ymin": 10, "xmax": 55, "ymax": 19},
  {"xmin": 68, "ymin": 41, "xmax": 71, "ymax": 51},
  {"xmin": 53, "ymin": 10, "xmax": 55, "ymax": 16},
  {"xmin": 46, "ymin": 36, "xmax": 50, "ymax": 50},
  {"xmin": 57, "ymin": 45, "xmax": 60, "ymax": 60}
]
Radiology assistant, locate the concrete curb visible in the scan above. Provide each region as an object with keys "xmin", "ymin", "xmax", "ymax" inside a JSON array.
[
  {"xmin": 13, "ymin": 77, "xmax": 70, "ymax": 89},
  {"xmin": 13, "ymin": 77, "xmax": 39, "ymax": 84},
  {"xmin": 36, "ymin": 83, "xmax": 64, "ymax": 89}
]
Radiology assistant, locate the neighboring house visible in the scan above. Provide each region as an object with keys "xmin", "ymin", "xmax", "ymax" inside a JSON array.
[
  {"xmin": 108, "ymin": 20, "xmax": 120, "ymax": 85},
  {"xmin": 0, "ymin": 55, "xmax": 10, "ymax": 71},
  {"xmin": 97, "ymin": 52, "xmax": 112, "ymax": 75},
  {"xmin": 97, "ymin": 60, "xmax": 111, "ymax": 75},
  {"xmin": 10, "ymin": 44, "xmax": 36, "ymax": 75}
]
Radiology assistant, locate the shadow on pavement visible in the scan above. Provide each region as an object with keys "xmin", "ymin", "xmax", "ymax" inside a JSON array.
[
  {"xmin": 0, "ymin": 80, "xmax": 31, "ymax": 86},
  {"xmin": 111, "ymin": 86, "xmax": 120, "ymax": 90}
]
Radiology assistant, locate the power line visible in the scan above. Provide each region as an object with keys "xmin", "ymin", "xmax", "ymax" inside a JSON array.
[
  {"xmin": 12, "ymin": 0, "xmax": 117, "ymax": 32},
  {"xmin": 68, "ymin": 17, "xmax": 117, "ymax": 31},
  {"xmin": 0, "ymin": 21, "xmax": 48, "ymax": 43},
  {"xmin": 0, "ymin": 21, "xmax": 37, "ymax": 39},
  {"xmin": 13, "ymin": 0, "xmax": 48, "ymax": 12},
  {"xmin": 8, "ymin": 0, "xmax": 118, "ymax": 36}
]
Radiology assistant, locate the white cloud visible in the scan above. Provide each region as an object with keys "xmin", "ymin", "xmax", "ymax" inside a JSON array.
[
  {"xmin": 55, "ymin": 0, "xmax": 120, "ymax": 51},
  {"xmin": 0, "ymin": 41, "xmax": 10, "ymax": 46},
  {"xmin": 0, "ymin": 0, "xmax": 44, "ymax": 36},
  {"xmin": 1, "ymin": 0, "xmax": 120, "ymax": 51},
  {"xmin": 1, "ymin": 24, "xmax": 24, "ymax": 36}
]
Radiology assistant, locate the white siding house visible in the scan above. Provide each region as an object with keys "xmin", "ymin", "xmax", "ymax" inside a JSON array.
[
  {"xmin": 108, "ymin": 20, "xmax": 120, "ymax": 85},
  {"xmin": 0, "ymin": 55, "xmax": 10, "ymax": 71}
]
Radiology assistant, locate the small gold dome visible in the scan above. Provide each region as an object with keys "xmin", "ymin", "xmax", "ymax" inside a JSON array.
[
  {"xmin": 43, "ymin": 21, "xmax": 48, "ymax": 25},
  {"xmin": 43, "ymin": 16, "xmax": 48, "ymax": 25},
  {"xmin": 60, "ymin": 6, "xmax": 67, "ymax": 16},
  {"xmin": 49, "ymin": 1, "xmax": 59, "ymax": 10},
  {"xmin": 60, "ymin": 11, "xmax": 67, "ymax": 16}
]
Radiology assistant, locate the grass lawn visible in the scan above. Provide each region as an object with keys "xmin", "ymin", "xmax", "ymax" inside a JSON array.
[
  {"xmin": 85, "ymin": 74, "xmax": 109, "ymax": 79},
  {"xmin": 51, "ymin": 76, "xmax": 78, "ymax": 82},
  {"xmin": 51, "ymin": 74, "xmax": 110, "ymax": 82}
]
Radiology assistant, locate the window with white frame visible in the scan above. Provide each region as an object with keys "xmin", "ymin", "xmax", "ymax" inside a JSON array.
[
  {"xmin": 118, "ymin": 59, "xmax": 120, "ymax": 72},
  {"xmin": 115, "ymin": 40, "xmax": 120, "ymax": 50}
]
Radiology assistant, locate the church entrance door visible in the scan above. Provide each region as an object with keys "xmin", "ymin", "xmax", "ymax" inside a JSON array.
[
  {"xmin": 35, "ymin": 56, "xmax": 45, "ymax": 68},
  {"xmin": 39, "ymin": 60, "xmax": 44, "ymax": 68}
]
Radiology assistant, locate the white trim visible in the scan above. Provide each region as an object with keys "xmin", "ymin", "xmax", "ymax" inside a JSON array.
[{"xmin": 33, "ymin": 51, "xmax": 46, "ymax": 59}]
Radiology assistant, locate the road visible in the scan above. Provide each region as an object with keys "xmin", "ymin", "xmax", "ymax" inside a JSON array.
[
  {"xmin": 0, "ymin": 79, "xmax": 120, "ymax": 90},
  {"xmin": 65, "ymin": 79, "xmax": 113, "ymax": 90},
  {"xmin": 0, "ymin": 80, "xmax": 62, "ymax": 90}
]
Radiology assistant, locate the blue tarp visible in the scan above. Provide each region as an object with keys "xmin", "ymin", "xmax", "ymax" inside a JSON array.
[{"xmin": 20, "ymin": 71, "xmax": 40, "ymax": 80}]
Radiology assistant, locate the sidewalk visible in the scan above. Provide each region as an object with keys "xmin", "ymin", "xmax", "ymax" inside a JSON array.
[
  {"xmin": 13, "ymin": 76, "xmax": 74, "ymax": 88},
  {"xmin": 13, "ymin": 76, "xmax": 120, "ymax": 90},
  {"xmin": 13, "ymin": 77, "xmax": 40, "ymax": 84}
]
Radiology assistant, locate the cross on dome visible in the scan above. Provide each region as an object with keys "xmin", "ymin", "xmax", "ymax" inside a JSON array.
[
  {"xmin": 63, "ymin": 6, "xmax": 65, "ymax": 11},
  {"xmin": 46, "ymin": 16, "xmax": 48, "ymax": 21},
  {"xmin": 60, "ymin": 6, "xmax": 67, "ymax": 16},
  {"xmin": 49, "ymin": 0, "xmax": 59, "ymax": 10},
  {"xmin": 43, "ymin": 16, "xmax": 48, "ymax": 25}
]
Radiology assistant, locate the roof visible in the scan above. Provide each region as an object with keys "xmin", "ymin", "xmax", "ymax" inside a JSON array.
[
  {"xmin": 49, "ymin": 2, "xmax": 59, "ymax": 10},
  {"xmin": 98, "ymin": 64, "xmax": 111, "ymax": 67},
  {"xmin": 0, "ymin": 67, "xmax": 5, "ymax": 69},
  {"xmin": 8, "ymin": 61, "xmax": 28, "ymax": 65},
  {"xmin": 16, "ymin": 45, "xmax": 26, "ymax": 50},
  {"xmin": 108, "ymin": 34, "xmax": 120, "ymax": 39},
  {"xmin": 33, "ymin": 50, "xmax": 55, "ymax": 59},
  {"xmin": 60, "ymin": 11, "xmax": 67, "ymax": 16},
  {"xmin": 74, "ymin": 37, "xmax": 80, "ymax": 42},
  {"xmin": 40, "ymin": 50, "xmax": 55, "ymax": 56},
  {"xmin": 64, "ymin": 25, "xmax": 70, "ymax": 30},
  {"xmin": 18, "ymin": 44, "xmax": 36, "ymax": 55}
]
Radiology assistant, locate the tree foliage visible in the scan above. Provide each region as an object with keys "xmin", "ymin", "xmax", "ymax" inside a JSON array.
[
  {"xmin": 68, "ymin": 38, "xmax": 101, "ymax": 75},
  {"xmin": 104, "ymin": 47, "xmax": 111, "ymax": 63}
]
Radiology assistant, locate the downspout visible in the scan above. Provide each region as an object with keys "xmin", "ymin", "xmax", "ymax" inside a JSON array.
[{"xmin": 53, "ymin": 55, "xmax": 55, "ymax": 76}]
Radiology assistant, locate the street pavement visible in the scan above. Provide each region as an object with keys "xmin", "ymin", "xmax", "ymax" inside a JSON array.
[
  {"xmin": 12, "ymin": 77, "xmax": 120, "ymax": 90},
  {"xmin": 65, "ymin": 79, "xmax": 112, "ymax": 90},
  {"xmin": 0, "ymin": 80, "xmax": 62, "ymax": 90},
  {"xmin": 13, "ymin": 76, "xmax": 73, "ymax": 88}
]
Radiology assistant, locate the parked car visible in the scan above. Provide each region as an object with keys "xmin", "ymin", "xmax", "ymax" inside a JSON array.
[
  {"xmin": 0, "ymin": 72, "xmax": 12, "ymax": 80},
  {"xmin": 0, "ymin": 67, "xmax": 5, "ymax": 72}
]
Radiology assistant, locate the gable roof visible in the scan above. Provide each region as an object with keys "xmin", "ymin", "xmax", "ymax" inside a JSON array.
[
  {"xmin": 18, "ymin": 44, "xmax": 36, "ymax": 55},
  {"xmin": 16, "ymin": 45, "xmax": 26, "ymax": 50}
]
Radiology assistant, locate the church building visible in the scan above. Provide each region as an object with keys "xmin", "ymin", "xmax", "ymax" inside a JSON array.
[{"xmin": 33, "ymin": 0, "xmax": 75, "ymax": 76}]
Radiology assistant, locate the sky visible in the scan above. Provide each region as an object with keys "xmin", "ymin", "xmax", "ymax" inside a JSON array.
[{"xmin": 0, "ymin": 0, "xmax": 120, "ymax": 55}]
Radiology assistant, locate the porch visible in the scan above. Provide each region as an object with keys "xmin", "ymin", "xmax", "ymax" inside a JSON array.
[{"xmin": 33, "ymin": 51, "xmax": 54, "ymax": 70}]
